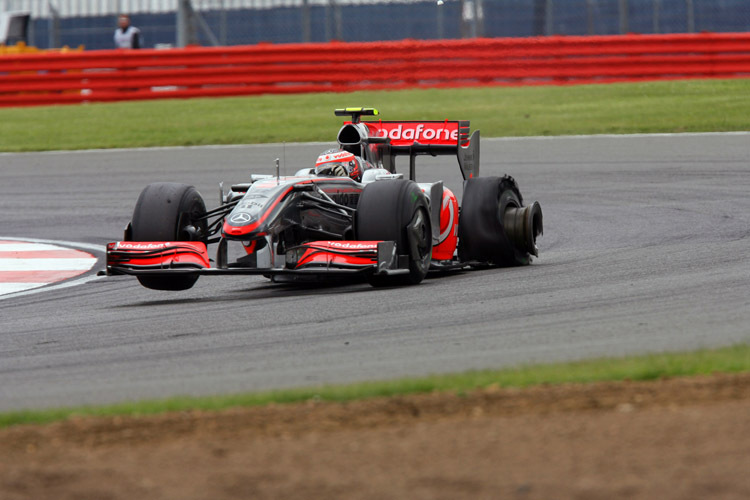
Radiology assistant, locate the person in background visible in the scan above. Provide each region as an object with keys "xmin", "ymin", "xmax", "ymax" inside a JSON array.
[{"xmin": 114, "ymin": 14, "xmax": 141, "ymax": 49}]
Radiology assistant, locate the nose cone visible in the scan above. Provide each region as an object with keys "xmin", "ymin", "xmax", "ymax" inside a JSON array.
[{"xmin": 223, "ymin": 211, "xmax": 259, "ymax": 237}]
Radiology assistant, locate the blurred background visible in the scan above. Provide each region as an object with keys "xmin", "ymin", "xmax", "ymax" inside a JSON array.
[{"xmin": 1, "ymin": 0, "xmax": 749, "ymax": 50}]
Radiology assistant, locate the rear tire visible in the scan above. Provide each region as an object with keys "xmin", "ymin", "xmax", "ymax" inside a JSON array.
[
  {"xmin": 458, "ymin": 176, "xmax": 541, "ymax": 267},
  {"xmin": 356, "ymin": 180, "xmax": 432, "ymax": 286},
  {"xmin": 130, "ymin": 182, "xmax": 207, "ymax": 290}
]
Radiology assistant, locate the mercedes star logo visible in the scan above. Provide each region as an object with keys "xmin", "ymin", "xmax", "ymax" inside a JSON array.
[{"xmin": 230, "ymin": 213, "xmax": 253, "ymax": 224}]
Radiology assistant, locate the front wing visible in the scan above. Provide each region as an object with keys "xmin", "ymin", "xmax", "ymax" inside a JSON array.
[{"xmin": 106, "ymin": 240, "xmax": 410, "ymax": 278}]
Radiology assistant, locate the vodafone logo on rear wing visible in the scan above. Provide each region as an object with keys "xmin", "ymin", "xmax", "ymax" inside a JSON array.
[{"xmin": 362, "ymin": 121, "xmax": 467, "ymax": 147}]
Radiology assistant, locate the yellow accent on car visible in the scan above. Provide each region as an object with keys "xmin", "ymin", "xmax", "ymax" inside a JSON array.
[{"xmin": 336, "ymin": 108, "xmax": 379, "ymax": 116}]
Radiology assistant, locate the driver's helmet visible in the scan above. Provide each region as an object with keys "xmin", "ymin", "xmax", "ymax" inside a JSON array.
[{"xmin": 315, "ymin": 149, "xmax": 362, "ymax": 182}]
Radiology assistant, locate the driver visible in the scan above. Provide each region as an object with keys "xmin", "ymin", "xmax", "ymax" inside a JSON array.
[{"xmin": 315, "ymin": 149, "xmax": 372, "ymax": 182}]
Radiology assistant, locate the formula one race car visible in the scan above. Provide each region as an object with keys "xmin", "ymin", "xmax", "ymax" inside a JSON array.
[{"xmin": 106, "ymin": 108, "xmax": 543, "ymax": 290}]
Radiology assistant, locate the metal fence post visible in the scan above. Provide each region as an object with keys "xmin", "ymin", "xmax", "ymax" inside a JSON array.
[
  {"xmin": 544, "ymin": 0, "xmax": 553, "ymax": 36},
  {"xmin": 219, "ymin": 0, "xmax": 227, "ymax": 45},
  {"xmin": 177, "ymin": 0, "xmax": 190, "ymax": 47},
  {"xmin": 619, "ymin": 0, "xmax": 629, "ymax": 34},
  {"xmin": 586, "ymin": 0, "xmax": 595, "ymax": 35},
  {"xmin": 476, "ymin": 0, "xmax": 484, "ymax": 37},
  {"xmin": 302, "ymin": 0, "xmax": 311, "ymax": 43},
  {"xmin": 47, "ymin": 0, "xmax": 61, "ymax": 49},
  {"xmin": 324, "ymin": 0, "xmax": 332, "ymax": 41},
  {"xmin": 333, "ymin": 0, "xmax": 343, "ymax": 40},
  {"xmin": 437, "ymin": 1, "xmax": 444, "ymax": 39},
  {"xmin": 177, "ymin": 0, "xmax": 217, "ymax": 47},
  {"xmin": 323, "ymin": 0, "xmax": 344, "ymax": 41},
  {"xmin": 686, "ymin": 0, "xmax": 695, "ymax": 32},
  {"xmin": 532, "ymin": 0, "xmax": 545, "ymax": 36},
  {"xmin": 653, "ymin": 0, "xmax": 660, "ymax": 33}
]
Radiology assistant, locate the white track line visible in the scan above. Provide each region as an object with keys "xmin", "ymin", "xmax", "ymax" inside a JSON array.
[
  {"xmin": 0, "ymin": 237, "xmax": 105, "ymax": 253},
  {"xmin": 0, "ymin": 142, "xmax": 332, "ymax": 156},
  {"xmin": 0, "ymin": 283, "xmax": 44, "ymax": 295},
  {"xmin": 486, "ymin": 131, "xmax": 750, "ymax": 141},
  {"xmin": 0, "ymin": 273, "xmax": 105, "ymax": 300},
  {"xmin": 0, "ymin": 131, "xmax": 747, "ymax": 157},
  {"xmin": 0, "ymin": 258, "xmax": 97, "ymax": 271},
  {"xmin": 0, "ymin": 243, "xmax": 71, "ymax": 252},
  {"xmin": 0, "ymin": 238, "xmax": 105, "ymax": 300}
]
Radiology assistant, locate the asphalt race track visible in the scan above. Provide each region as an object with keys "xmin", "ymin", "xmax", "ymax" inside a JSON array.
[{"xmin": 1, "ymin": 134, "xmax": 749, "ymax": 411}]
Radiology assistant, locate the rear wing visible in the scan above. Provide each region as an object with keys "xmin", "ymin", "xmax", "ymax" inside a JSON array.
[{"xmin": 335, "ymin": 108, "xmax": 479, "ymax": 181}]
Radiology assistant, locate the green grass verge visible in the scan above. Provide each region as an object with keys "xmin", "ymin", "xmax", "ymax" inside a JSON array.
[
  {"xmin": 2, "ymin": 343, "xmax": 748, "ymax": 429},
  {"xmin": 1, "ymin": 79, "xmax": 749, "ymax": 152}
]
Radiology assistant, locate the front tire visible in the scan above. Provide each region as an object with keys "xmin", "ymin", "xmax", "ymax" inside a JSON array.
[
  {"xmin": 356, "ymin": 180, "xmax": 432, "ymax": 286},
  {"xmin": 130, "ymin": 182, "xmax": 207, "ymax": 290}
]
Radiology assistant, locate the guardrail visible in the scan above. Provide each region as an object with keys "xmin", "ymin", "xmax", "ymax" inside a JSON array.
[{"xmin": 1, "ymin": 32, "xmax": 749, "ymax": 107}]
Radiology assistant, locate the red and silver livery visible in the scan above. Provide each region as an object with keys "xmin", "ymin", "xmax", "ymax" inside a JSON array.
[{"xmin": 107, "ymin": 108, "xmax": 542, "ymax": 291}]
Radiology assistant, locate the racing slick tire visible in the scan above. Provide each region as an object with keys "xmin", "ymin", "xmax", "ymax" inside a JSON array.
[
  {"xmin": 356, "ymin": 179, "xmax": 432, "ymax": 287},
  {"xmin": 130, "ymin": 182, "xmax": 207, "ymax": 291},
  {"xmin": 458, "ymin": 176, "xmax": 543, "ymax": 267}
]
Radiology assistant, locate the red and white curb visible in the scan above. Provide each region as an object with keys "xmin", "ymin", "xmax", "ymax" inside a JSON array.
[{"xmin": 0, "ymin": 238, "xmax": 103, "ymax": 299}]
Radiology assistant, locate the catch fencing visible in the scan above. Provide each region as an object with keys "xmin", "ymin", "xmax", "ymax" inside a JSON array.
[
  {"xmin": 1, "ymin": 31, "xmax": 749, "ymax": 107},
  {"xmin": 2, "ymin": 0, "xmax": 750, "ymax": 50}
]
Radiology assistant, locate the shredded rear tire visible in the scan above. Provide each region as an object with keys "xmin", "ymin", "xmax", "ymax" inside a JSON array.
[{"xmin": 458, "ymin": 175, "xmax": 541, "ymax": 267}]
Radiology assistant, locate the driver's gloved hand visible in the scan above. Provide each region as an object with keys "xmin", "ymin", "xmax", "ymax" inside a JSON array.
[{"xmin": 330, "ymin": 165, "xmax": 347, "ymax": 177}]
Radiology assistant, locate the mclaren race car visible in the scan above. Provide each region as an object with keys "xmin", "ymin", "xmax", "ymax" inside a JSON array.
[{"xmin": 106, "ymin": 108, "xmax": 543, "ymax": 290}]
